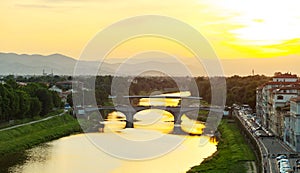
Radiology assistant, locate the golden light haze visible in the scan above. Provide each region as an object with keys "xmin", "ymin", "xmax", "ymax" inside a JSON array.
[{"xmin": 1, "ymin": 0, "xmax": 300, "ymax": 72}]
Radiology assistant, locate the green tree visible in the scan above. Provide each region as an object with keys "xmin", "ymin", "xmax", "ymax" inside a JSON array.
[
  {"xmin": 15, "ymin": 90, "xmax": 30, "ymax": 119},
  {"xmin": 4, "ymin": 85, "xmax": 19, "ymax": 120},
  {"xmin": 28, "ymin": 97, "xmax": 42, "ymax": 117},
  {"xmin": 35, "ymin": 88, "xmax": 53, "ymax": 116},
  {"xmin": 51, "ymin": 91, "xmax": 62, "ymax": 108},
  {"xmin": 67, "ymin": 94, "xmax": 73, "ymax": 107},
  {"xmin": 5, "ymin": 78, "xmax": 18, "ymax": 89}
]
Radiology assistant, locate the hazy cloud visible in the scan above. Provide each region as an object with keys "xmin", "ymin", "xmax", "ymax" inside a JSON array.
[{"xmin": 15, "ymin": 4, "xmax": 55, "ymax": 9}]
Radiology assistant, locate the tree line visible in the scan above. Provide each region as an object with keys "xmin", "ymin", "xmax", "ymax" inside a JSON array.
[
  {"xmin": 71, "ymin": 75, "xmax": 270, "ymax": 109},
  {"xmin": 0, "ymin": 78, "xmax": 62, "ymax": 123},
  {"xmin": 1, "ymin": 74, "xmax": 269, "ymax": 121},
  {"xmin": 96, "ymin": 75, "xmax": 270, "ymax": 109}
]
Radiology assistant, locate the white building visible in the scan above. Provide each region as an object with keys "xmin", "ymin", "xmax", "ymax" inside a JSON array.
[
  {"xmin": 272, "ymin": 72, "xmax": 298, "ymax": 82},
  {"xmin": 256, "ymin": 72, "xmax": 299, "ymax": 131},
  {"xmin": 49, "ymin": 85, "xmax": 62, "ymax": 93},
  {"xmin": 284, "ymin": 96, "xmax": 300, "ymax": 152},
  {"xmin": 268, "ymin": 87, "xmax": 300, "ymax": 137}
]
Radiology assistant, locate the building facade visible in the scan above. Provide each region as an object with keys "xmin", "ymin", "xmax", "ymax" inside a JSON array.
[
  {"xmin": 268, "ymin": 87, "xmax": 299, "ymax": 137},
  {"xmin": 256, "ymin": 72, "xmax": 299, "ymax": 133},
  {"xmin": 284, "ymin": 96, "xmax": 300, "ymax": 152}
]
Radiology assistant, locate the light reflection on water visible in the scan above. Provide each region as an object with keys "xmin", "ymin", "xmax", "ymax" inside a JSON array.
[
  {"xmin": 9, "ymin": 92, "xmax": 218, "ymax": 173},
  {"xmin": 104, "ymin": 110, "xmax": 206, "ymax": 135},
  {"xmin": 10, "ymin": 133, "xmax": 217, "ymax": 173}
]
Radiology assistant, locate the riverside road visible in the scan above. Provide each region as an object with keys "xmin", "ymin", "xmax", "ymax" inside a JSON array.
[{"xmin": 235, "ymin": 109, "xmax": 300, "ymax": 173}]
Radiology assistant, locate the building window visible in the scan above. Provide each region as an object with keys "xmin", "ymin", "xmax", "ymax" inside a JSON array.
[{"xmin": 277, "ymin": 95, "xmax": 284, "ymax": 100}]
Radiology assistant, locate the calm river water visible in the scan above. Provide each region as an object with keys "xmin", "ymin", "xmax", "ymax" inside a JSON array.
[{"xmin": 8, "ymin": 92, "xmax": 217, "ymax": 173}]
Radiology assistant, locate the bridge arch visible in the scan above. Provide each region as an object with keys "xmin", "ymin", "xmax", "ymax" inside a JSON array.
[
  {"xmin": 132, "ymin": 109, "xmax": 174, "ymax": 133},
  {"xmin": 85, "ymin": 105, "xmax": 202, "ymax": 129}
]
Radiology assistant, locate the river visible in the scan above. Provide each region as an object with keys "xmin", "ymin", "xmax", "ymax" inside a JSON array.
[{"xmin": 8, "ymin": 92, "xmax": 217, "ymax": 173}]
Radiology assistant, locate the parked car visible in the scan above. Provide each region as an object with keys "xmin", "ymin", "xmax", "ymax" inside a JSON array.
[
  {"xmin": 254, "ymin": 130, "xmax": 268, "ymax": 137},
  {"xmin": 276, "ymin": 154, "xmax": 287, "ymax": 161},
  {"xmin": 289, "ymin": 153, "xmax": 299, "ymax": 158},
  {"xmin": 279, "ymin": 162, "xmax": 291, "ymax": 173},
  {"xmin": 278, "ymin": 159, "xmax": 289, "ymax": 166},
  {"xmin": 296, "ymin": 159, "xmax": 300, "ymax": 169}
]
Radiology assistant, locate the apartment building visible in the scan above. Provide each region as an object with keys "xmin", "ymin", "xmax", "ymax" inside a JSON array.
[
  {"xmin": 256, "ymin": 72, "xmax": 299, "ymax": 132},
  {"xmin": 284, "ymin": 96, "xmax": 300, "ymax": 152}
]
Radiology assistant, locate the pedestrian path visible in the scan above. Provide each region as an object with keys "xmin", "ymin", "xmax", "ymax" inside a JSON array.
[
  {"xmin": 0, "ymin": 110, "xmax": 66, "ymax": 132},
  {"xmin": 245, "ymin": 161, "xmax": 257, "ymax": 173}
]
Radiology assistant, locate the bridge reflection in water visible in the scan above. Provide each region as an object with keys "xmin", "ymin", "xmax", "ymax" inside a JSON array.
[
  {"xmin": 84, "ymin": 94, "xmax": 222, "ymax": 136},
  {"xmin": 103, "ymin": 110, "xmax": 206, "ymax": 135},
  {"xmin": 8, "ymin": 93, "xmax": 220, "ymax": 173}
]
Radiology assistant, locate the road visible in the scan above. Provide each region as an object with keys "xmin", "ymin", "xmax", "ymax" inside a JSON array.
[
  {"xmin": 260, "ymin": 136, "xmax": 300, "ymax": 173},
  {"xmin": 235, "ymin": 109, "xmax": 299, "ymax": 173},
  {"xmin": 0, "ymin": 110, "xmax": 66, "ymax": 132}
]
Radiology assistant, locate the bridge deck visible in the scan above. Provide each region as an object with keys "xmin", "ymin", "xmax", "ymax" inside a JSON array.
[
  {"xmin": 85, "ymin": 105, "xmax": 223, "ymax": 113},
  {"xmin": 109, "ymin": 95, "xmax": 202, "ymax": 100}
]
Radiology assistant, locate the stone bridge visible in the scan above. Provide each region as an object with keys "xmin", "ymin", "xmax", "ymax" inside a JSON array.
[{"xmin": 85, "ymin": 105, "xmax": 220, "ymax": 128}]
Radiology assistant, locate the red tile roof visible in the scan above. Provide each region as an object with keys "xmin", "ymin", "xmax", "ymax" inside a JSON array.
[
  {"xmin": 265, "ymin": 81, "xmax": 300, "ymax": 85},
  {"xmin": 273, "ymin": 72, "xmax": 297, "ymax": 78},
  {"xmin": 290, "ymin": 96, "xmax": 300, "ymax": 102},
  {"xmin": 269, "ymin": 86, "xmax": 300, "ymax": 92}
]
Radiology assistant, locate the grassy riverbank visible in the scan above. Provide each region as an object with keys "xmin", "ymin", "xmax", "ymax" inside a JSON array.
[
  {"xmin": 0, "ymin": 109, "xmax": 64, "ymax": 129},
  {"xmin": 0, "ymin": 114, "xmax": 82, "ymax": 156},
  {"xmin": 188, "ymin": 120, "xmax": 256, "ymax": 173}
]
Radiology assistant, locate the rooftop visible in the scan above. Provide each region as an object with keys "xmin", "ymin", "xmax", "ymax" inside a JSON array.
[
  {"xmin": 269, "ymin": 86, "xmax": 300, "ymax": 92},
  {"xmin": 273, "ymin": 72, "xmax": 298, "ymax": 79},
  {"xmin": 290, "ymin": 96, "xmax": 300, "ymax": 102}
]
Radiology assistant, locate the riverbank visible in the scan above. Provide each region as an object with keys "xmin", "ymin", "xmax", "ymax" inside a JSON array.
[
  {"xmin": 0, "ymin": 109, "xmax": 64, "ymax": 129},
  {"xmin": 0, "ymin": 114, "xmax": 82, "ymax": 156},
  {"xmin": 188, "ymin": 119, "xmax": 256, "ymax": 173}
]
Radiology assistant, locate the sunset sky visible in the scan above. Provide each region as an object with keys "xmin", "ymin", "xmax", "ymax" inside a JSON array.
[{"xmin": 1, "ymin": 0, "xmax": 300, "ymax": 75}]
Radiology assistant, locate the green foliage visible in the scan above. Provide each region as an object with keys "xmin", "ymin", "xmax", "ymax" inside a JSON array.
[
  {"xmin": 225, "ymin": 75, "xmax": 270, "ymax": 108},
  {"xmin": 32, "ymin": 87, "xmax": 54, "ymax": 116},
  {"xmin": 0, "ymin": 114, "xmax": 82, "ymax": 156},
  {"xmin": 125, "ymin": 75, "xmax": 270, "ymax": 109},
  {"xmin": 129, "ymin": 76, "xmax": 178, "ymax": 95},
  {"xmin": 0, "ymin": 80, "xmax": 63, "ymax": 123},
  {"xmin": 5, "ymin": 79, "xmax": 18, "ymax": 89},
  {"xmin": 15, "ymin": 75, "xmax": 67, "ymax": 84},
  {"xmin": 15, "ymin": 90, "xmax": 30, "ymax": 119},
  {"xmin": 51, "ymin": 91, "xmax": 62, "ymax": 108},
  {"xmin": 188, "ymin": 120, "xmax": 256, "ymax": 173},
  {"xmin": 67, "ymin": 94, "xmax": 73, "ymax": 107},
  {"xmin": 28, "ymin": 97, "xmax": 42, "ymax": 117},
  {"xmin": 196, "ymin": 75, "xmax": 270, "ymax": 108}
]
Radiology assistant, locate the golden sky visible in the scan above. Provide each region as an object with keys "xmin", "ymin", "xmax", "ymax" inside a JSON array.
[{"xmin": 1, "ymin": 0, "xmax": 300, "ymax": 60}]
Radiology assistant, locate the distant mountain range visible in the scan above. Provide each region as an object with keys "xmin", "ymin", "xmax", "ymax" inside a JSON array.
[
  {"xmin": 0, "ymin": 52, "xmax": 299, "ymax": 76},
  {"xmin": 0, "ymin": 52, "xmax": 205, "ymax": 76},
  {"xmin": 0, "ymin": 53, "xmax": 73, "ymax": 75}
]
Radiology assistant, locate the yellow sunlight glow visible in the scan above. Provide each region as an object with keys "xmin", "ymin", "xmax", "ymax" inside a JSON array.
[{"xmin": 212, "ymin": 0, "xmax": 300, "ymax": 45}]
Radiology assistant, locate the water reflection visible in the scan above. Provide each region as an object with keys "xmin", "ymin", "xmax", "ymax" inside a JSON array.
[
  {"xmin": 139, "ymin": 91, "xmax": 190, "ymax": 107},
  {"xmin": 9, "ymin": 115, "xmax": 217, "ymax": 173},
  {"xmin": 9, "ymin": 92, "xmax": 218, "ymax": 173},
  {"xmin": 181, "ymin": 115, "xmax": 205, "ymax": 135},
  {"xmin": 104, "ymin": 91, "xmax": 205, "ymax": 135},
  {"xmin": 10, "ymin": 113, "xmax": 217, "ymax": 173},
  {"xmin": 103, "ymin": 112, "xmax": 126, "ymax": 132},
  {"xmin": 104, "ymin": 110, "xmax": 205, "ymax": 135},
  {"xmin": 10, "ymin": 133, "xmax": 217, "ymax": 173},
  {"xmin": 133, "ymin": 109, "xmax": 174, "ymax": 134}
]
